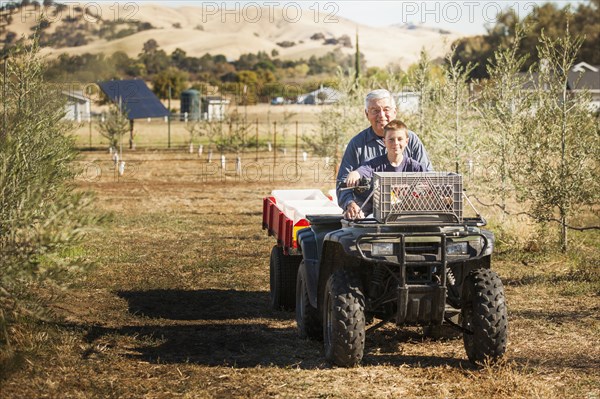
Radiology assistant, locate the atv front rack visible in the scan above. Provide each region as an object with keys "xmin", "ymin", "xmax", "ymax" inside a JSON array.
[{"xmin": 355, "ymin": 230, "xmax": 489, "ymax": 325}]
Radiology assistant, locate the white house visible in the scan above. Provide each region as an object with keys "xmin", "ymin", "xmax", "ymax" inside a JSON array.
[
  {"xmin": 297, "ymin": 86, "xmax": 343, "ymax": 105},
  {"xmin": 394, "ymin": 92, "xmax": 421, "ymax": 114},
  {"xmin": 522, "ymin": 61, "xmax": 600, "ymax": 113},
  {"xmin": 569, "ymin": 62, "xmax": 600, "ymax": 112},
  {"xmin": 62, "ymin": 90, "xmax": 91, "ymax": 121}
]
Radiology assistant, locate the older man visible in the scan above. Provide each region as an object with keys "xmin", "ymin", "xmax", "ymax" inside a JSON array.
[{"xmin": 336, "ymin": 89, "xmax": 433, "ymax": 219}]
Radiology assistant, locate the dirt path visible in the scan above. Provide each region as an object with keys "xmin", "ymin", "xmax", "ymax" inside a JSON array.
[{"xmin": 1, "ymin": 151, "xmax": 598, "ymax": 398}]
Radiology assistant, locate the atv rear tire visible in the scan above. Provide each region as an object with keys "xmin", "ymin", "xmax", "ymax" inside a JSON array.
[
  {"xmin": 462, "ymin": 268, "xmax": 508, "ymax": 364},
  {"xmin": 269, "ymin": 245, "xmax": 301, "ymax": 311},
  {"xmin": 296, "ymin": 262, "xmax": 322, "ymax": 340},
  {"xmin": 323, "ymin": 269, "xmax": 366, "ymax": 367}
]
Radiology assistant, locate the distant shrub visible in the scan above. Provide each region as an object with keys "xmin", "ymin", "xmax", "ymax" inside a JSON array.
[
  {"xmin": 276, "ymin": 41, "xmax": 295, "ymax": 48},
  {"xmin": 338, "ymin": 34, "xmax": 352, "ymax": 48}
]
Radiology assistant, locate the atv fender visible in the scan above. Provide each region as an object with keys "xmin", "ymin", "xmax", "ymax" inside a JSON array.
[{"xmin": 297, "ymin": 227, "xmax": 319, "ymax": 308}]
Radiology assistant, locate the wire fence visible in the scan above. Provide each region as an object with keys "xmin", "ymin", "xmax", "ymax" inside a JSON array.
[{"xmin": 73, "ymin": 114, "xmax": 324, "ymax": 152}]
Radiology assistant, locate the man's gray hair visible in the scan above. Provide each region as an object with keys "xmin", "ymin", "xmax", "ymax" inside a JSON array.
[{"xmin": 365, "ymin": 89, "xmax": 396, "ymax": 110}]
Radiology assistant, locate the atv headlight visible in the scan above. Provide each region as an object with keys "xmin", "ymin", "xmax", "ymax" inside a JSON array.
[
  {"xmin": 447, "ymin": 242, "xmax": 468, "ymax": 255},
  {"xmin": 372, "ymin": 242, "xmax": 394, "ymax": 256}
]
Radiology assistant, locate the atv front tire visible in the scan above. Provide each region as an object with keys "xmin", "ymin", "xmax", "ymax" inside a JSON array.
[
  {"xmin": 323, "ymin": 269, "xmax": 366, "ymax": 367},
  {"xmin": 462, "ymin": 268, "xmax": 508, "ymax": 364}
]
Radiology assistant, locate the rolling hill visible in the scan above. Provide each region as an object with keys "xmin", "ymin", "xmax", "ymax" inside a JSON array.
[{"xmin": 1, "ymin": 3, "xmax": 463, "ymax": 69}]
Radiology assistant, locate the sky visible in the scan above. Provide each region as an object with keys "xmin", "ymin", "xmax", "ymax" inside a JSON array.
[{"xmin": 163, "ymin": 0, "xmax": 585, "ymax": 35}]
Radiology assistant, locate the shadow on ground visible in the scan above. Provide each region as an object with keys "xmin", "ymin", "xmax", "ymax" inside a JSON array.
[
  {"xmin": 116, "ymin": 289, "xmax": 288, "ymax": 321},
  {"xmin": 75, "ymin": 289, "xmax": 478, "ymax": 369},
  {"xmin": 511, "ymin": 307, "xmax": 599, "ymax": 324}
]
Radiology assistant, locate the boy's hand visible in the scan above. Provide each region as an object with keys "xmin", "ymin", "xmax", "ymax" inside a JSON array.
[{"xmin": 345, "ymin": 171, "xmax": 361, "ymax": 187}]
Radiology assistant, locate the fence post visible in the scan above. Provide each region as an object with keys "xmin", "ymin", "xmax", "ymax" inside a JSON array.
[
  {"xmin": 255, "ymin": 119, "xmax": 259, "ymax": 161},
  {"xmin": 273, "ymin": 121, "xmax": 277, "ymax": 168},
  {"xmin": 295, "ymin": 121, "xmax": 299, "ymax": 178}
]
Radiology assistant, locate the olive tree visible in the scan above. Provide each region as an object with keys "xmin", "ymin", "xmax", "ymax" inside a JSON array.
[
  {"xmin": 434, "ymin": 48, "xmax": 478, "ymax": 174},
  {"xmin": 98, "ymin": 101, "xmax": 129, "ymax": 150},
  {"xmin": 475, "ymin": 26, "xmax": 532, "ymax": 214},
  {"xmin": 0, "ymin": 43, "xmax": 95, "ymax": 350},
  {"xmin": 513, "ymin": 26, "xmax": 600, "ymax": 251}
]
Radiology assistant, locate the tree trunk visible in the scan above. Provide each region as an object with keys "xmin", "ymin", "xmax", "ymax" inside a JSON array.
[{"xmin": 560, "ymin": 212, "xmax": 567, "ymax": 253}]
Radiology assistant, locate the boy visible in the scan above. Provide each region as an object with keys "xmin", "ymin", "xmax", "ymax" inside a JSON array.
[{"xmin": 344, "ymin": 120, "xmax": 425, "ymax": 218}]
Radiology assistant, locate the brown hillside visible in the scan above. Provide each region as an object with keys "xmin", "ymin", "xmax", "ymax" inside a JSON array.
[{"xmin": 1, "ymin": 3, "xmax": 463, "ymax": 68}]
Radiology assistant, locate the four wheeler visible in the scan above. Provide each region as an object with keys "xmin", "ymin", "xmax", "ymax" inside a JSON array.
[{"xmin": 264, "ymin": 172, "xmax": 508, "ymax": 366}]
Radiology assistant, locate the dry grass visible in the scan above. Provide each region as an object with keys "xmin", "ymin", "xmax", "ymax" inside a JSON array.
[
  {"xmin": 72, "ymin": 104, "xmax": 324, "ymax": 149},
  {"xmin": 1, "ymin": 150, "xmax": 598, "ymax": 399}
]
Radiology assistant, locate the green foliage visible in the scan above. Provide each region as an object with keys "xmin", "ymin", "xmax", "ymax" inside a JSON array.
[
  {"xmin": 0, "ymin": 42, "xmax": 96, "ymax": 348},
  {"xmin": 138, "ymin": 39, "xmax": 169, "ymax": 76},
  {"xmin": 151, "ymin": 67, "xmax": 189, "ymax": 99},
  {"xmin": 452, "ymin": 2, "xmax": 600, "ymax": 79},
  {"xmin": 307, "ymin": 48, "xmax": 366, "ymax": 76}
]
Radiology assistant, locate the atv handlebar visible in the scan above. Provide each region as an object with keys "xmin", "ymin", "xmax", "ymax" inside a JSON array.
[{"xmin": 338, "ymin": 177, "xmax": 372, "ymax": 194}]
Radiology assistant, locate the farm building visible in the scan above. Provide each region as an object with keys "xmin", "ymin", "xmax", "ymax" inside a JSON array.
[
  {"xmin": 569, "ymin": 62, "xmax": 600, "ymax": 111},
  {"xmin": 62, "ymin": 90, "xmax": 91, "ymax": 122},
  {"xmin": 297, "ymin": 86, "xmax": 343, "ymax": 105},
  {"xmin": 394, "ymin": 92, "xmax": 421, "ymax": 114},
  {"xmin": 523, "ymin": 61, "xmax": 600, "ymax": 112},
  {"xmin": 202, "ymin": 96, "xmax": 230, "ymax": 121}
]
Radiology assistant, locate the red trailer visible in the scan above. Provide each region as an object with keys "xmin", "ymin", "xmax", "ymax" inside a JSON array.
[{"xmin": 262, "ymin": 189, "xmax": 342, "ymax": 310}]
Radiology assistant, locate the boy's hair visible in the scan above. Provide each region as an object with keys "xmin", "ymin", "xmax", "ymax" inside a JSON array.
[{"xmin": 383, "ymin": 120, "xmax": 408, "ymax": 136}]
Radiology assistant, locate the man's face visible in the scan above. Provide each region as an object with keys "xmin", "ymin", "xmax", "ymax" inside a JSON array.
[
  {"xmin": 365, "ymin": 97, "xmax": 397, "ymax": 136},
  {"xmin": 384, "ymin": 129, "xmax": 408, "ymax": 158}
]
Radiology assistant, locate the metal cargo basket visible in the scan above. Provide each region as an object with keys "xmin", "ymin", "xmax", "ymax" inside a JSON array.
[{"xmin": 372, "ymin": 172, "xmax": 463, "ymax": 223}]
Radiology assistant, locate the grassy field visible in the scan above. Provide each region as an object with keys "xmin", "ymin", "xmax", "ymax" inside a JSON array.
[{"xmin": 1, "ymin": 149, "xmax": 599, "ymax": 398}]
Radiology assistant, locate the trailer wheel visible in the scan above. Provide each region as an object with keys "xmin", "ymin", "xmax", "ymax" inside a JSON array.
[
  {"xmin": 296, "ymin": 262, "xmax": 322, "ymax": 340},
  {"xmin": 323, "ymin": 269, "xmax": 366, "ymax": 367},
  {"xmin": 462, "ymin": 268, "xmax": 508, "ymax": 364},
  {"xmin": 269, "ymin": 245, "xmax": 301, "ymax": 311}
]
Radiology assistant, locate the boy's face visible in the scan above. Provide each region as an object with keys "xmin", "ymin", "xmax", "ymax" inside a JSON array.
[{"xmin": 384, "ymin": 129, "xmax": 409, "ymax": 157}]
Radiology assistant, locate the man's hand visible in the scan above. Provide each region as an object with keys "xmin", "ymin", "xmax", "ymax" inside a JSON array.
[
  {"xmin": 345, "ymin": 171, "xmax": 361, "ymax": 187},
  {"xmin": 344, "ymin": 201, "xmax": 364, "ymax": 219}
]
